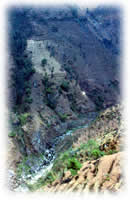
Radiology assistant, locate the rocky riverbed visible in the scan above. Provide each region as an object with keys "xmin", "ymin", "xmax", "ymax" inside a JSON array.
[{"xmin": 8, "ymin": 114, "xmax": 97, "ymax": 192}]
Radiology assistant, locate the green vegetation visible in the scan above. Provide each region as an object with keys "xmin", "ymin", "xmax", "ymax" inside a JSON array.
[
  {"xmin": 58, "ymin": 113, "xmax": 68, "ymax": 122},
  {"xmin": 104, "ymin": 174, "xmax": 110, "ymax": 181},
  {"xmin": 41, "ymin": 58, "xmax": 47, "ymax": 67},
  {"xmin": 17, "ymin": 157, "xmax": 31, "ymax": 178},
  {"xmin": 42, "ymin": 72, "xmax": 49, "ymax": 87},
  {"xmin": 26, "ymin": 136, "xmax": 119, "ymax": 191},
  {"xmin": 91, "ymin": 149, "xmax": 105, "ymax": 159},
  {"xmin": 27, "ymin": 177, "xmax": 46, "ymax": 191},
  {"xmin": 26, "ymin": 149, "xmax": 82, "ymax": 191},
  {"xmin": 48, "ymin": 139, "xmax": 106, "ymax": 179},
  {"xmin": 67, "ymin": 157, "xmax": 82, "ymax": 176},
  {"xmin": 60, "ymin": 80, "xmax": 70, "ymax": 91},
  {"xmin": 78, "ymin": 139, "xmax": 105, "ymax": 160},
  {"xmin": 46, "ymin": 87, "xmax": 52, "ymax": 94},
  {"xmin": 9, "ymin": 8, "xmax": 36, "ymax": 106},
  {"xmin": 19, "ymin": 113, "xmax": 30, "ymax": 125},
  {"xmin": 52, "ymin": 150, "xmax": 73, "ymax": 175},
  {"xmin": 16, "ymin": 154, "xmax": 44, "ymax": 178},
  {"xmin": 105, "ymin": 149, "xmax": 118, "ymax": 155},
  {"xmin": 42, "ymin": 171, "xmax": 56, "ymax": 185},
  {"xmin": 44, "ymin": 148, "xmax": 82, "ymax": 182},
  {"xmin": 27, "ymin": 171, "xmax": 56, "ymax": 191},
  {"xmin": 25, "ymin": 97, "xmax": 33, "ymax": 104},
  {"xmin": 25, "ymin": 87, "xmax": 31, "ymax": 95},
  {"xmin": 8, "ymin": 131, "xmax": 17, "ymax": 137}
]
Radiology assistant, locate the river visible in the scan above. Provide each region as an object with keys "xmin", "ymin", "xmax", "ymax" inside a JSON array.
[{"xmin": 13, "ymin": 112, "xmax": 98, "ymax": 192}]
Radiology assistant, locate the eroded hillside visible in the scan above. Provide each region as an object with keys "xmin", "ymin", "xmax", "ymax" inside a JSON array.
[{"xmin": 26, "ymin": 104, "xmax": 124, "ymax": 193}]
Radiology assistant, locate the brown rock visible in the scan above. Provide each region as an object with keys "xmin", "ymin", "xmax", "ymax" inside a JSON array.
[{"xmin": 43, "ymin": 152, "xmax": 123, "ymax": 193}]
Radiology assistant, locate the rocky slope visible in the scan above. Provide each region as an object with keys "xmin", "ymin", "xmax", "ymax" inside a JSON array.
[
  {"xmin": 8, "ymin": 5, "xmax": 121, "ymax": 154},
  {"xmin": 26, "ymin": 6, "xmax": 120, "ymax": 109},
  {"xmin": 43, "ymin": 152, "xmax": 123, "ymax": 193},
  {"xmin": 9, "ymin": 6, "xmax": 120, "ymax": 109},
  {"xmin": 24, "ymin": 104, "xmax": 124, "ymax": 193}
]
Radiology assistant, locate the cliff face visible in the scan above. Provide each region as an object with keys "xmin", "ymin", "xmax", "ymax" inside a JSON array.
[{"xmin": 10, "ymin": 64, "xmax": 96, "ymax": 156}]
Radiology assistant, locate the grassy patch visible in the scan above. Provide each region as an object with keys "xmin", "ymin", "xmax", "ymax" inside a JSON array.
[{"xmin": 77, "ymin": 139, "xmax": 106, "ymax": 160}]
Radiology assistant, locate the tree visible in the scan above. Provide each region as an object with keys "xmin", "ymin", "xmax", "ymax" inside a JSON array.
[
  {"xmin": 51, "ymin": 67, "xmax": 54, "ymax": 78},
  {"xmin": 41, "ymin": 58, "xmax": 47, "ymax": 67}
]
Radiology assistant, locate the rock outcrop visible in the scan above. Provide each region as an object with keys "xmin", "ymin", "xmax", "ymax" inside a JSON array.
[{"xmin": 44, "ymin": 152, "xmax": 123, "ymax": 193}]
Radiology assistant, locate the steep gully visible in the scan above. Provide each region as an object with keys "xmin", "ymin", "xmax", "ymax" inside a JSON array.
[{"xmin": 14, "ymin": 112, "xmax": 98, "ymax": 192}]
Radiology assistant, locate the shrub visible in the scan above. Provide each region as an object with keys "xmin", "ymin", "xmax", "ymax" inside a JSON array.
[
  {"xmin": 44, "ymin": 171, "xmax": 56, "ymax": 184},
  {"xmin": 42, "ymin": 72, "xmax": 49, "ymax": 87},
  {"xmin": 19, "ymin": 113, "xmax": 30, "ymax": 125},
  {"xmin": 104, "ymin": 174, "xmax": 110, "ymax": 181},
  {"xmin": 8, "ymin": 131, "xmax": 16, "ymax": 137},
  {"xmin": 91, "ymin": 149, "xmax": 105, "ymax": 159},
  {"xmin": 30, "ymin": 68, "xmax": 36, "ymax": 75},
  {"xmin": 53, "ymin": 151, "xmax": 69, "ymax": 172},
  {"xmin": 16, "ymin": 156, "xmax": 31, "ymax": 178},
  {"xmin": 79, "ymin": 139, "xmax": 105, "ymax": 159},
  {"xmin": 46, "ymin": 96, "xmax": 57, "ymax": 109},
  {"xmin": 46, "ymin": 87, "xmax": 52, "ymax": 94},
  {"xmin": 27, "ymin": 177, "xmax": 45, "ymax": 191},
  {"xmin": 67, "ymin": 157, "xmax": 82, "ymax": 176},
  {"xmin": 25, "ymin": 97, "xmax": 33, "ymax": 104},
  {"xmin": 22, "ymin": 104, "xmax": 30, "ymax": 112},
  {"xmin": 17, "ymin": 154, "xmax": 45, "ymax": 179},
  {"xmin": 27, "ymin": 172, "xmax": 55, "ymax": 191},
  {"xmin": 9, "ymin": 9, "xmax": 35, "ymax": 105},
  {"xmin": 58, "ymin": 113, "xmax": 68, "ymax": 122},
  {"xmin": 25, "ymin": 87, "xmax": 31, "ymax": 95},
  {"xmin": 79, "ymin": 139, "xmax": 99, "ymax": 151},
  {"xmin": 51, "ymin": 149, "xmax": 82, "ymax": 179},
  {"xmin": 41, "ymin": 58, "xmax": 47, "ymax": 67},
  {"xmin": 106, "ymin": 149, "xmax": 118, "ymax": 155},
  {"xmin": 60, "ymin": 81, "xmax": 70, "ymax": 91}
]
